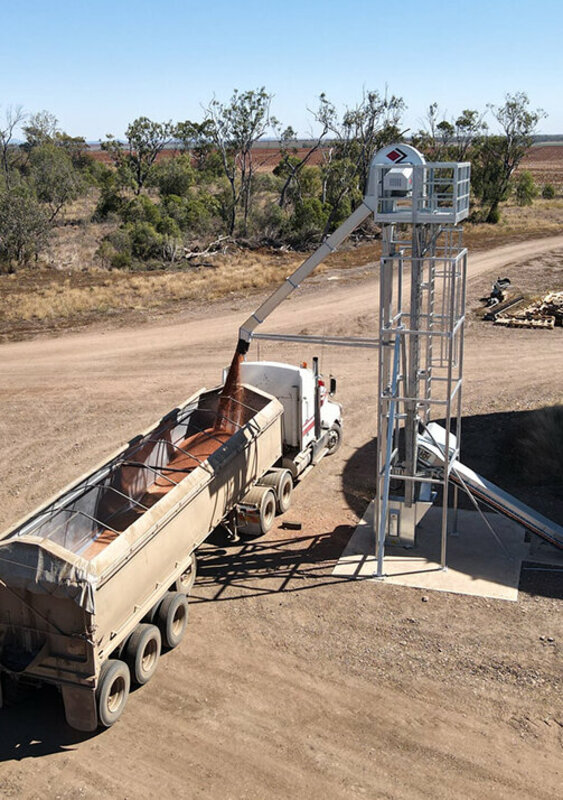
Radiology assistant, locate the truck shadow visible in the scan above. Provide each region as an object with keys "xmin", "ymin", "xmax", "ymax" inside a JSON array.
[
  {"xmin": 0, "ymin": 685, "xmax": 96, "ymax": 762},
  {"xmin": 192, "ymin": 525, "xmax": 356, "ymax": 603}
]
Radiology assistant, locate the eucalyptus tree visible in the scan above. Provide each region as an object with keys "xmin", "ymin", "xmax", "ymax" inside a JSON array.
[
  {"xmin": 102, "ymin": 117, "xmax": 176, "ymax": 195},
  {"xmin": 203, "ymin": 87, "xmax": 276, "ymax": 235},
  {"xmin": 314, "ymin": 89, "xmax": 405, "ymax": 237},
  {"xmin": 475, "ymin": 92, "xmax": 546, "ymax": 222},
  {"xmin": 0, "ymin": 105, "xmax": 25, "ymax": 186}
]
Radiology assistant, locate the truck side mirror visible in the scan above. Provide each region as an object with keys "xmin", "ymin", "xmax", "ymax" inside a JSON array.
[{"xmin": 329, "ymin": 377, "xmax": 337, "ymax": 396}]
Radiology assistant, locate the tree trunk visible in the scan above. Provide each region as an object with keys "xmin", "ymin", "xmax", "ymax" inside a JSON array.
[
  {"xmin": 485, "ymin": 200, "xmax": 500, "ymax": 224},
  {"xmin": 278, "ymin": 172, "xmax": 293, "ymax": 208}
]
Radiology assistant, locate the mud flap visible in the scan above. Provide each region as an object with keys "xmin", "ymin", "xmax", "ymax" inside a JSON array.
[{"xmin": 61, "ymin": 684, "xmax": 98, "ymax": 732}]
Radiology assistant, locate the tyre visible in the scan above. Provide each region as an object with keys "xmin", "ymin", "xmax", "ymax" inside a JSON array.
[
  {"xmin": 175, "ymin": 553, "xmax": 197, "ymax": 594},
  {"xmin": 326, "ymin": 424, "xmax": 342, "ymax": 455},
  {"xmin": 259, "ymin": 470, "xmax": 293, "ymax": 514},
  {"xmin": 123, "ymin": 624, "xmax": 161, "ymax": 686},
  {"xmin": 238, "ymin": 485, "xmax": 276, "ymax": 536},
  {"xmin": 156, "ymin": 592, "xmax": 189, "ymax": 649},
  {"xmin": 96, "ymin": 659, "xmax": 130, "ymax": 728}
]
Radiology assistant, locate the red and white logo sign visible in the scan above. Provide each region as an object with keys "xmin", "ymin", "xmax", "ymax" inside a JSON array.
[{"xmin": 386, "ymin": 147, "xmax": 408, "ymax": 164}]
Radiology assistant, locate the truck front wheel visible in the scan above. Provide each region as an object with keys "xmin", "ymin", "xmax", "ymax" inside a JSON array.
[
  {"xmin": 97, "ymin": 659, "xmax": 130, "ymax": 728},
  {"xmin": 326, "ymin": 424, "xmax": 342, "ymax": 455}
]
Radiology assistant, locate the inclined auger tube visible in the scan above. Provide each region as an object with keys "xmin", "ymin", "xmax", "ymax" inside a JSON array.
[{"xmin": 236, "ymin": 202, "xmax": 373, "ymax": 350}]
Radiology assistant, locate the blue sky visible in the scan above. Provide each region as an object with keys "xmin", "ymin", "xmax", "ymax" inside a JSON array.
[{"xmin": 1, "ymin": 0, "xmax": 561, "ymax": 139}]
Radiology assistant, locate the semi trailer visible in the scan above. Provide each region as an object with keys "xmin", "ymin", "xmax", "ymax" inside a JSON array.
[{"xmin": 0, "ymin": 360, "xmax": 341, "ymax": 731}]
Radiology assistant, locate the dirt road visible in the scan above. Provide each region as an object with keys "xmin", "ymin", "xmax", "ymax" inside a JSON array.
[{"xmin": 0, "ymin": 236, "xmax": 562, "ymax": 799}]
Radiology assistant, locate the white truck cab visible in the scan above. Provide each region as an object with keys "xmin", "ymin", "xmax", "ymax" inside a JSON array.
[{"xmin": 227, "ymin": 360, "xmax": 342, "ymax": 477}]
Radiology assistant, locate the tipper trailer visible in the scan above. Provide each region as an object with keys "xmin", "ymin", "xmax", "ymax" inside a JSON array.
[{"xmin": 0, "ymin": 362, "xmax": 342, "ymax": 731}]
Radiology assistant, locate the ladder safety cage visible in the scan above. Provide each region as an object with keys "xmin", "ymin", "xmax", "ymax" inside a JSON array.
[
  {"xmin": 374, "ymin": 192, "xmax": 469, "ymax": 561},
  {"xmin": 368, "ymin": 161, "xmax": 471, "ymax": 225}
]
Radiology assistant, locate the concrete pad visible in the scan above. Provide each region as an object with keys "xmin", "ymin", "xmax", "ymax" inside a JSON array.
[{"xmin": 333, "ymin": 503, "xmax": 529, "ymax": 601}]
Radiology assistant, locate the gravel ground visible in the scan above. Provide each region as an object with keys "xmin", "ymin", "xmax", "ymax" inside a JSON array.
[{"xmin": 0, "ymin": 236, "xmax": 561, "ymax": 799}]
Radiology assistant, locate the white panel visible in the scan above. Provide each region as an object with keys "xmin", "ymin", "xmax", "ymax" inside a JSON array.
[{"xmin": 239, "ymin": 362, "xmax": 304, "ymax": 449}]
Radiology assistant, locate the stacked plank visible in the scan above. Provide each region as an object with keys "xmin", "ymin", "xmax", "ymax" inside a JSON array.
[{"xmin": 494, "ymin": 290, "xmax": 563, "ymax": 329}]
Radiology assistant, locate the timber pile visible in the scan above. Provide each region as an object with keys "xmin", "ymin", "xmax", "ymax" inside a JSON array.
[{"xmin": 494, "ymin": 290, "xmax": 563, "ymax": 329}]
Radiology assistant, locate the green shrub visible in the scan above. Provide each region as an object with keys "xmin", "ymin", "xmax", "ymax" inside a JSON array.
[
  {"xmin": 542, "ymin": 183, "xmax": 556, "ymax": 199},
  {"xmin": 107, "ymin": 227, "xmax": 133, "ymax": 255},
  {"xmin": 160, "ymin": 192, "xmax": 217, "ymax": 233},
  {"xmin": 485, "ymin": 204, "xmax": 501, "ymax": 224},
  {"xmin": 150, "ymin": 154, "xmax": 195, "ymax": 196},
  {"xmin": 515, "ymin": 170, "xmax": 538, "ymax": 206},
  {"xmin": 160, "ymin": 194, "xmax": 186, "ymax": 227},
  {"xmin": 254, "ymin": 172, "xmax": 283, "ymax": 193},
  {"xmin": 100, "ymin": 219, "xmax": 165, "ymax": 265},
  {"xmin": 197, "ymin": 150, "xmax": 224, "ymax": 182},
  {"xmin": 157, "ymin": 215, "xmax": 182, "ymax": 238},
  {"xmin": 97, "ymin": 233, "xmax": 133, "ymax": 269},
  {"xmin": 254, "ymin": 202, "xmax": 291, "ymax": 240},
  {"xmin": 127, "ymin": 221, "xmax": 163, "ymax": 259},
  {"xmin": 85, "ymin": 159, "xmax": 113, "ymax": 186},
  {"xmin": 111, "ymin": 251, "xmax": 133, "ymax": 269},
  {"xmin": 29, "ymin": 143, "xmax": 86, "ymax": 219},
  {"xmin": 215, "ymin": 182, "xmax": 235, "ymax": 229},
  {"xmin": 273, "ymin": 155, "xmax": 300, "ymax": 179},
  {"xmin": 297, "ymin": 166, "xmax": 322, "ymax": 199},
  {"xmin": 185, "ymin": 192, "xmax": 217, "ymax": 231},
  {"xmin": 95, "ymin": 239, "xmax": 117, "ymax": 268},
  {"xmin": 121, "ymin": 195, "xmax": 161, "ymax": 226},
  {"xmin": 93, "ymin": 187, "xmax": 124, "ymax": 220},
  {"xmin": 327, "ymin": 195, "xmax": 355, "ymax": 230},
  {"xmin": 289, "ymin": 198, "xmax": 329, "ymax": 245},
  {"xmin": 0, "ymin": 183, "xmax": 51, "ymax": 267}
]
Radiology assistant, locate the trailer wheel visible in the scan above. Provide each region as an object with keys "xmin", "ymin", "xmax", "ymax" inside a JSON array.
[
  {"xmin": 97, "ymin": 659, "xmax": 130, "ymax": 728},
  {"xmin": 326, "ymin": 424, "xmax": 342, "ymax": 455},
  {"xmin": 124, "ymin": 624, "xmax": 161, "ymax": 686},
  {"xmin": 259, "ymin": 470, "xmax": 293, "ymax": 514},
  {"xmin": 175, "ymin": 553, "xmax": 197, "ymax": 594},
  {"xmin": 238, "ymin": 486, "xmax": 276, "ymax": 536},
  {"xmin": 157, "ymin": 592, "xmax": 189, "ymax": 649}
]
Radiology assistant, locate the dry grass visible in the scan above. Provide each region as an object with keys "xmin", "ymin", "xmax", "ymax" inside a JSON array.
[
  {"xmin": 42, "ymin": 192, "xmax": 114, "ymax": 271},
  {"xmin": 463, "ymin": 199, "xmax": 563, "ymax": 251},
  {"xmin": 0, "ymin": 251, "xmax": 306, "ymax": 327}
]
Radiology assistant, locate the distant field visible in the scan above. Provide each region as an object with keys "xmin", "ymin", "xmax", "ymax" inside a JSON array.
[
  {"xmin": 87, "ymin": 145, "xmax": 326, "ymax": 171},
  {"xmin": 521, "ymin": 144, "xmax": 563, "ymax": 190},
  {"xmin": 87, "ymin": 141, "xmax": 563, "ymax": 181}
]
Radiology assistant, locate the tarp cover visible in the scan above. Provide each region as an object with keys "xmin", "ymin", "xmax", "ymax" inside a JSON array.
[{"xmin": 0, "ymin": 540, "xmax": 96, "ymax": 613}]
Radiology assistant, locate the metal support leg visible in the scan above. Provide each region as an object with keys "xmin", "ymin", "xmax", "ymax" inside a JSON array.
[{"xmin": 375, "ymin": 333, "xmax": 401, "ymax": 578}]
